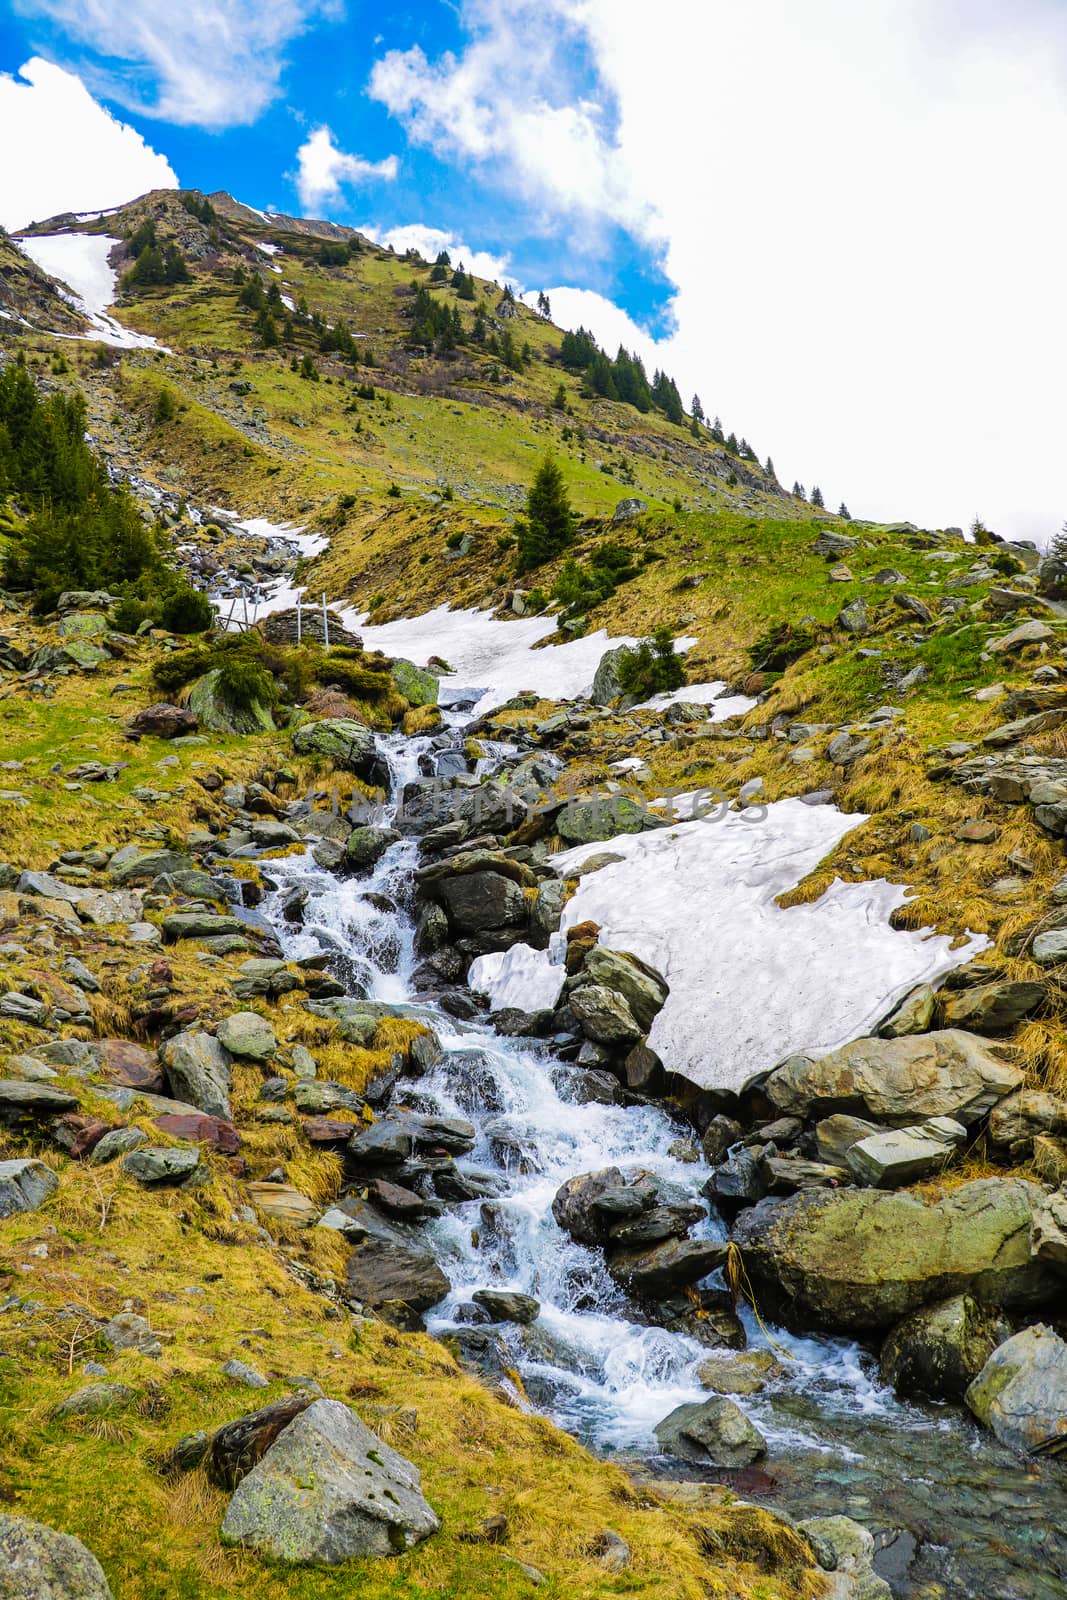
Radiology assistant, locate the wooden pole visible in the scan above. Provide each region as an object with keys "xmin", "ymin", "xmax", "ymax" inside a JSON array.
[{"xmin": 322, "ymin": 593, "xmax": 329, "ymax": 651}]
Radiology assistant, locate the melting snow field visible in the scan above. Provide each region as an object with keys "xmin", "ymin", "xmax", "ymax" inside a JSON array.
[
  {"xmin": 342, "ymin": 603, "xmax": 698, "ymax": 715},
  {"xmin": 15, "ymin": 233, "xmax": 168, "ymax": 350},
  {"xmin": 475, "ymin": 798, "xmax": 986, "ymax": 1093}
]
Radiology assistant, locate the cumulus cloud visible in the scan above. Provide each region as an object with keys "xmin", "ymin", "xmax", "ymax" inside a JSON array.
[
  {"xmin": 14, "ymin": 0, "xmax": 336, "ymax": 127},
  {"xmin": 363, "ymin": 221, "xmax": 510, "ymax": 285},
  {"xmin": 294, "ymin": 127, "xmax": 399, "ymax": 213},
  {"xmin": 0, "ymin": 57, "xmax": 177, "ymax": 231},
  {"xmin": 372, "ymin": 0, "xmax": 1067, "ymax": 538}
]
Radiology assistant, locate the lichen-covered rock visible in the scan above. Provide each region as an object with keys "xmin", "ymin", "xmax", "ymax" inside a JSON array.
[
  {"xmin": 0, "ymin": 1513, "xmax": 114, "ymax": 1598},
  {"xmin": 765, "ymin": 1030, "xmax": 1020, "ymax": 1126},
  {"xmin": 556, "ymin": 795, "xmax": 659, "ymax": 846},
  {"xmin": 186, "ymin": 669, "xmax": 274, "ymax": 735},
  {"xmin": 291, "ymin": 718, "xmax": 386, "ymax": 784},
  {"xmin": 160, "ymin": 1030, "xmax": 232, "ymax": 1118},
  {"xmin": 391, "ymin": 659, "xmax": 438, "ymax": 706},
  {"xmin": 653, "ymin": 1396, "xmax": 766, "ymax": 1467},
  {"xmin": 965, "ymin": 1325, "xmax": 1067, "ymax": 1453},
  {"xmin": 216, "ymin": 1011, "xmax": 277, "ymax": 1062},
  {"xmin": 734, "ymin": 1179, "xmax": 1056, "ymax": 1332},
  {"xmin": 220, "ymin": 1398, "xmax": 440, "ymax": 1562}
]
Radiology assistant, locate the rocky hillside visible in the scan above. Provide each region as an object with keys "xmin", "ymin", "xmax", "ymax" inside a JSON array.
[{"xmin": 2, "ymin": 189, "xmax": 1067, "ymax": 1600}]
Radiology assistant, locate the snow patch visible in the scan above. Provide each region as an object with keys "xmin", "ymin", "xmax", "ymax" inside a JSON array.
[
  {"xmin": 15, "ymin": 232, "xmax": 168, "ymax": 350},
  {"xmin": 469, "ymin": 939, "xmax": 567, "ymax": 1015},
  {"xmin": 634, "ymin": 680, "xmax": 756, "ymax": 717},
  {"xmin": 518, "ymin": 797, "xmax": 986, "ymax": 1094},
  {"xmin": 254, "ymin": 241, "xmax": 280, "ymax": 256}
]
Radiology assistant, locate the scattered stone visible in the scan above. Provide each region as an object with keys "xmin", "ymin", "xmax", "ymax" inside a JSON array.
[
  {"xmin": 129, "ymin": 703, "xmax": 198, "ymax": 739},
  {"xmin": 845, "ymin": 1117, "xmax": 967, "ymax": 1188},
  {"xmin": 223, "ymin": 1359, "xmax": 269, "ymax": 1389},
  {"xmin": 246, "ymin": 1183, "xmax": 319, "ymax": 1228},
  {"xmin": 216, "ymin": 1012, "xmax": 277, "ymax": 1062},
  {"xmin": 160, "ymin": 1030, "xmax": 232, "ymax": 1119},
  {"xmin": 471, "ymin": 1289, "xmax": 540, "ymax": 1324},
  {"xmin": 796, "ymin": 1516, "xmax": 891, "ymax": 1600},
  {"xmin": 1031, "ymin": 1189, "xmax": 1067, "ymax": 1271},
  {"xmin": 54, "ymin": 1381, "xmax": 138, "ymax": 1418},
  {"xmin": 122, "ymin": 1146, "xmax": 203, "ymax": 1186}
]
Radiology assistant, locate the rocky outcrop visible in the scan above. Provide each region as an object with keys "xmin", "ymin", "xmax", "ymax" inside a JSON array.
[
  {"xmin": 734, "ymin": 1178, "xmax": 1056, "ymax": 1331},
  {"xmin": 966, "ymin": 1325, "xmax": 1067, "ymax": 1453},
  {"xmin": 0, "ymin": 1514, "xmax": 114, "ymax": 1599},
  {"xmin": 220, "ymin": 1398, "xmax": 440, "ymax": 1562},
  {"xmin": 187, "ymin": 669, "xmax": 274, "ymax": 735},
  {"xmin": 765, "ymin": 1031, "xmax": 1020, "ymax": 1126},
  {"xmin": 291, "ymin": 718, "xmax": 387, "ymax": 784}
]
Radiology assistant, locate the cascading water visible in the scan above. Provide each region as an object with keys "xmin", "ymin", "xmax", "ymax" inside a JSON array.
[{"xmin": 260, "ymin": 720, "xmax": 1067, "ymax": 1600}]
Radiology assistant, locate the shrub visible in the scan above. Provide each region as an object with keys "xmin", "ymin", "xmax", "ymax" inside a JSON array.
[
  {"xmin": 216, "ymin": 653, "xmax": 276, "ymax": 711},
  {"xmin": 110, "ymin": 595, "xmax": 154, "ymax": 635},
  {"xmin": 617, "ymin": 627, "xmax": 686, "ymax": 699},
  {"xmin": 159, "ymin": 584, "xmax": 214, "ymax": 634},
  {"xmin": 515, "ymin": 455, "xmax": 576, "ymax": 572},
  {"xmin": 747, "ymin": 620, "xmax": 818, "ymax": 673}
]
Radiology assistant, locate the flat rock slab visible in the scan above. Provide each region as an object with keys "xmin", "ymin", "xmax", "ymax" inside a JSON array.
[{"xmin": 220, "ymin": 1397, "xmax": 439, "ymax": 1563}]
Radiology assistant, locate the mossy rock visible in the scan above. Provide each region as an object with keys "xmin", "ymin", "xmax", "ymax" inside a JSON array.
[
  {"xmin": 187, "ymin": 669, "xmax": 274, "ymax": 735},
  {"xmin": 391, "ymin": 658, "xmax": 439, "ymax": 706}
]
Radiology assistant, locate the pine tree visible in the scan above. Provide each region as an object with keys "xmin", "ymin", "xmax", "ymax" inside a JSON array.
[
  {"xmin": 793, "ymin": 481, "xmax": 805, "ymax": 499},
  {"xmin": 725, "ymin": 432, "xmax": 739, "ymax": 454},
  {"xmin": 765, "ymin": 456, "xmax": 776, "ymax": 478},
  {"xmin": 552, "ymin": 382, "xmax": 567, "ymax": 410},
  {"xmin": 435, "ymin": 250, "xmax": 451, "ymax": 267},
  {"xmin": 811, "ymin": 485, "xmax": 825, "ymax": 508},
  {"xmin": 838, "ymin": 502, "xmax": 852, "ymax": 520},
  {"xmin": 537, "ymin": 290, "xmax": 552, "ymax": 318},
  {"xmin": 516, "ymin": 456, "xmax": 576, "ymax": 571},
  {"xmin": 691, "ymin": 394, "xmax": 705, "ymax": 424}
]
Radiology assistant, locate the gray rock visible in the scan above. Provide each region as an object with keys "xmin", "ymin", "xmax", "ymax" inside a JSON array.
[
  {"xmin": 845, "ymin": 1116, "xmax": 967, "ymax": 1188},
  {"xmin": 556, "ymin": 795, "xmax": 658, "ymax": 845},
  {"xmin": 122, "ymin": 1146, "xmax": 203, "ymax": 1186},
  {"xmin": 766, "ymin": 1030, "xmax": 1020, "ymax": 1126},
  {"xmin": 569, "ymin": 984, "xmax": 642, "ymax": 1047},
  {"xmin": 591, "ymin": 643, "xmax": 640, "ymax": 705},
  {"xmin": 880, "ymin": 1294, "xmax": 1009, "ymax": 1399},
  {"xmin": 0, "ymin": 1079, "xmax": 78, "ymax": 1121},
  {"xmin": 89, "ymin": 1127, "xmax": 147, "ymax": 1165},
  {"xmin": 941, "ymin": 980, "xmax": 1046, "ymax": 1034},
  {"xmin": 796, "ymin": 1516, "xmax": 891, "ymax": 1600},
  {"xmin": 160, "ymin": 1030, "xmax": 232, "ymax": 1119},
  {"xmin": 580, "ymin": 946, "xmax": 668, "ymax": 1033},
  {"xmin": 345, "ymin": 1240, "xmax": 450, "ymax": 1312},
  {"xmin": 0, "ymin": 993, "xmax": 48, "ymax": 1025},
  {"xmin": 877, "ymin": 984, "xmax": 935, "ymax": 1038},
  {"xmin": 1032, "ymin": 929, "xmax": 1067, "ymax": 965},
  {"xmin": 734, "ymin": 1178, "xmax": 1057, "ymax": 1331},
  {"xmin": 989, "ymin": 1088, "xmax": 1067, "ymax": 1152},
  {"xmin": 1031, "ymin": 1189, "xmax": 1067, "ymax": 1271},
  {"xmin": 108, "ymin": 846, "xmax": 194, "ymax": 884},
  {"xmin": 0, "ymin": 1513, "xmax": 114, "ymax": 1599},
  {"xmin": 216, "ymin": 1012, "xmax": 277, "ymax": 1062},
  {"xmin": 162, "ymin": 912, "xmax": 244, "ymax": 943},
  {"xmin": 837, "ymin": 598, "xmax": 868, "ymax": 634},
  {"xmin": 815, "ymin": 1114, "xmax": 884, "ymax": 1166},
  {"xmin": 291, "ymin": 719, "xmax": 386, "ymax": 784},
  {"xmin": 187, "ymin": 669, "xmax": 274, "ymax": 735},
  {"xmin": 0, "ymin": 1159, "xmax": 58, "ymax": 1218},
  {"xmin": 437, "ymin": 870, "xmax": 527, "ymax": 933},
  {"xmin": 609, "ymin": 1237, "xmax": 728, "ymax": 1297},
  {"xmin": 223, "ymin": 1358, "xmax": 269, "ymax": 1389},
  {"xmin": 471, "ymin": 1289, "xmax": 540, "ymax": 1324},
  {"xmin": 653, "ymin": 1396, "xmax": 766, "ymax": 1467},
  {"xmin": 344, "ymin": 826, "xmax": 399, "ymax": 872},
  {"xmin": 826, "ymin": 732, "xmax": 871, "ymax": 765},
  {"xmin": 100, "ymin": 1311, "xmax": 161, "ymax": 1356},
  {"xmin": 966, "ymin": 1324, "xmax": 1067, "ymax": 1453},
  {"xmin": 989, "ymin": 619, "xmax": 1054, "ymax": 653},
  {"xmin": 54, "ymin": 1381, "xmax": 138, "ymax": 1418},
  {"xmin": 220, "ymin": 1398, "xmax": 440, "ymax": 1561}
]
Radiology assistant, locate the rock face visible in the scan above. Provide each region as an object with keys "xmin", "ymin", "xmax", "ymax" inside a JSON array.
[
  {"xmin": 591, "ymin": 644, "xmax": 639, "ymax": 705},
  {"xmin": 0, "ymin": 1513, "xmax": 114, "ymax": 1599},
  {"xmin": 879, "ymin": 1294, "xmax": 1009, "ymax": 1398},
  {"xmin": 0, "ymin": 1158, "xmax": 58, "ymax": 1218},
  {"xmin": 291, "ymin": 718, "xmax": 386, "ymax": 784},
  {"xmin": 653, "ymin": 1397, "xmax": 766, "ymax": 1467},
  {"xmin": 734, "ymin": 1179, "xmax": 1056, "ymax": 1331},
  {"xmin": 966, "ymin": 1325, "xmax": 1067, "ymax": 1453},
  {"xmin": 220, "ymin": 1398, "xmax": 440, "ymax": 1562},
  {"xmin": 765, "ymin": 1031, "xmax": 1020, "ymax": 1126}
]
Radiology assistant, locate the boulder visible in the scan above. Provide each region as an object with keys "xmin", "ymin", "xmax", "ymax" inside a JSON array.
[
  {"xmin": 845, "ymin": 1116, "xmax": 966, "ymax": 1188},
  {"xmin": 160, "ymin": 1030, "xmax": 232, "ymax": 1119},
  {"xmin": 1030, "ymin": 1189, "xmax": 1067, "ymax": 1270},
  {"xmin": 91, "ymin": 1039, "xmax": 164, "ymax": 1093},
  {"xmin": 580, "ymin": 946, "xmax": 669, "ymax": 1033},
  {"xmin": 122, "ymin": 1147, "xmax": 203, "ymax": 1186},
  {"xmin": 552, "ymin": 1167, "xmax": 655, "ymax": 1245},
  {"xmin": 837, "ymin": 598, "xmax": 868, "ymax": 634},
  {"xmin": 697, "ymin": 1350, "xmax": 783, "ymax": 1396},
  {"xmin": 207, "ymin": 1393, "xmax": 317, "ymax": 1489},
  {"xmin": 471, "ymin": 1289, "xmax": 540, "ymax": 1324},
  {"xmin": 129, "ymin": 703, "xmax": 198, "ymax": 739},
  {"xmin": 879, "ymin": 1294, "xmax": 1010, "ymax": 1398},
  {"xmin": 609, "ymin": 1237, "xmax": 729, "ymax": 1297},
  {"xmin": 989, "ymin": 619, "xmax": 1054, "ymax": 653},
  {"xmin": 877, "ymin": 984, "xmax": 935, "ymax": 1038},
  {"xmin": 437, "ymin": 871, "xmax": 527, "ymax": 934},
  {"xmin": 815, "ymin": 1114, "xmax": 883, "ymax": 1167},
  {"xmin": 291, "ymin": 719, "xmax": 386, "ymax": 785},
  {"xmin": 216, "ymin": 1012, "xmax": 277, "ymax": 1062},
  {"xmin": 556, "ymin": 795, "xmax": 658, "ymax": 846},
  {"xmin": 108, "ymin": 846, "xmax": 194, "ymax": 884},
  {"xmin": 246, "ymin": 1183, "xmax": 319, "ymax": 1228},
  {"xmin": 220, "ymin": 1398, "xmax": 439, "ymax": 1562},
  {"xmin": 391, "ymin": 659, "xmax": 438, "ymax": 706},
  {"xmin": 162, "ymin": 912, "xmax": 244, "ymax": 943},
  {"xmin": 345, "ymin": 1240, "xmax": 450, "ymax": 1312},
  {"xmin": 0, "ymin": 1514, "xmax": 114, "ymax": 1599},
  {"xmin": 795, "ymin": 1517, "xmax": 891, "ymax": 1600},
  {"xmin": 734, "ymin": 1178, "xmax": 1056, "ymax": 1331},
  {"xmin": 54, "ymin": 1381, "xmax": 138, "ymax": 1418},
  {"xmin": 653, "ymin": 1397, "xmax": 766, "ymax": 1467},
  {"xmin": 568, "ymin": 984, "xmax": 642, "ymax": 1048},
  {"xmin": 989, "ymin": 1089, "xmax": 1067, "ymax": 1152},
  {"xmin": 153, "ymin": 1113, "xmax": 240, "ymax": 1154},
  {"xmin": 765, "ymin": 1030, "xmax": 1020, "ymax": 1126},
  {"xmin": 344, "ymin": 826, "xmax": 398, "ymax": 872},
  {"xmin": 966, "ymin": 1325, "xmax": 1067, "ymax": 1453},
  {"xmin": 941, "ymin": 980, "xmax": 1045, "ymax": 1035},
  {"xmin": 591, "ymin": 643, "xmax": 640, "ymax": 705},
  {"xmin": 0, "ymin": 1158, "xmax": 58, "ymax": 1218},
  {"xmin": 0, "ymin": 1080, "xmax": 78, "ymax": 1122},
  {"xmin": 187, "ymin": 669, "xmax": 274, "ymax": 735}
]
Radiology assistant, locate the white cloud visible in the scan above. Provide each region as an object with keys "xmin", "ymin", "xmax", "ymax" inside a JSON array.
[
  {"xmin": 16, "ymin": 0, "xmax": 335, "ymax": 127},
  {"xmin": 371, "ymin": 0, "xmax": 1067, "ymax": 539},
  {"xmin": 294, "ymin": 127, "xmax": 399, "ymax": 213},
  {"xmin": 362, "ymin": 221, "xmax": 510, "ymax": 285},
  {"xmin": 0, "ymin": 57, "xmax": 177, "ymax": 231}
]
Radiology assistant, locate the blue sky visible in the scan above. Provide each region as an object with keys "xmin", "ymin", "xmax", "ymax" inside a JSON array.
[
  {"xmin": 2, "ymin": 0, "xmax": 1067, "ymax": 540},
  {"xmin": 0, "ymin": 1, "xmax": 674, "ymax": 332}
]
